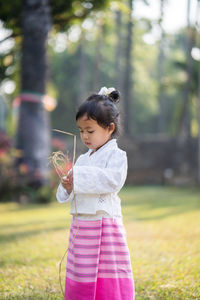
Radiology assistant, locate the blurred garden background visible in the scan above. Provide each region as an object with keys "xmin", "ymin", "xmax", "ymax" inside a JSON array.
[{"xmin": 0, "ymin": 0, "xmax": 200, "ymax": 299}]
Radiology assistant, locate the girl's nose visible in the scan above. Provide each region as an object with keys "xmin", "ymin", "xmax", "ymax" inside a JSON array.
[{"xmin": 82, "ymin": 132, "xmax": 88, "ymax": 139}]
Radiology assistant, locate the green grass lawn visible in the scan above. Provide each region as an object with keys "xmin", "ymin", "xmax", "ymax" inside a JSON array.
[{"xmin": 0, "ymin": 186, "xmax": 200, "ymax": 299}]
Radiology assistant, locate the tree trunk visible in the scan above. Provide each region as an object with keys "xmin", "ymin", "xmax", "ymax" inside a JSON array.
[
  {"xmin": 115, "ymin": 9, "xmax": 123, "ymax": 91},
  {"xmin": 92, "ymin": 24, "xmax": 103, "ymax": 92},
  {"xmin": 178, "ymin": 0, "xmax": 194, "ymax": 140},
  {"xmin": 198, "ymin": 55, "xmax": 200, "ymax": 182},
  {"xmin": 16, "ymin": 0, "xmax": 51, "ymax": 188},
  {"xmin": 196, "ymin": 0, "xmax": 200, "ymax": 183},
  {"xmin": 77, "ymin": 33, "xmax": 87, "ymax": 104},
  {"xmin": 157, "ymin": 0, "xmax": 166, "ymax": 133},
  {"xmin": 123, "ymin": 0, "xmax": 133, "ymax": 136}
]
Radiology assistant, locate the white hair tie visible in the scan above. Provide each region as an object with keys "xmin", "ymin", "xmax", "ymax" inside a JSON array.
[{"xmin": 98, "ymin": 86, "xmax": 115, "ymax": 96}]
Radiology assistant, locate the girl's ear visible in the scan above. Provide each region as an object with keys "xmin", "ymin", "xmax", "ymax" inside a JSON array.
[{"xmin": 108, "ymin": 122, "xmax": 115, "ymax": 135}]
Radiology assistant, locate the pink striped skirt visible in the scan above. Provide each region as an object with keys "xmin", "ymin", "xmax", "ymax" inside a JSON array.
[{"xmin": 65, "ymin": 217, "xmax": 134, "ymax": 300}]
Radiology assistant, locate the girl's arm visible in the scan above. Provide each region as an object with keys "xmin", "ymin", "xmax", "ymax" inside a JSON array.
[{"xmin": 73, "ymin": 150, "xmax": 127, "ymax": 194}]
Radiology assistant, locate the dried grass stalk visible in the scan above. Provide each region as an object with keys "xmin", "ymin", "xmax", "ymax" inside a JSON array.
[
  {"xmin": 49, "ymin": 129, "xmax": 78, "ymax": 298},
  {"xmin": 49, "ymin": 150, "xmax": 71, "ymax": 179}
]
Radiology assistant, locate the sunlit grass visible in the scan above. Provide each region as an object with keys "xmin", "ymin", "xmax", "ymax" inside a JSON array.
[{"xmin": 0, "ymin": 186, "xmax": 200, "ymax": 299}]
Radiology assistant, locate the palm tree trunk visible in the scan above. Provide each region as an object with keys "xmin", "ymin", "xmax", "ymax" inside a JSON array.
[{"xmin": 16, "ymin": 0, "xmax": 51, "ymax": 188}]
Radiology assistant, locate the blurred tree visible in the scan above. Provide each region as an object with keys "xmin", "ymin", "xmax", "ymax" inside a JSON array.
[
  {"xmin": 0, "ymin": 95, "xmax": 7, "ymax": 131},
  {"xmin": 50, "ymin": 49, "xmax": 80, "ymax": 133},
  {"xmin": 92, "ymin": 23, "xmax": 104, "ymax": 92},
  {"xmin": 172, "ymin": 29, "xmax": 199, "ymax": 134},
  {"xmin": 77, "ymin": 33, "xmax": 87, "ymax": 104},
  {"xmin": 195, "ymin": 0, "xmax": 200, "ymax": 183},
  {"xmin": 157, "ymin": 0, "xmax": 166, "ymax": 133},
  {"xmin": 122, "ymin": 0, "xmax": 149, "ymax": 136},
  {"xmin": 178, "ymin": 0, "xmax": 194, "ymax": 139},
  {"xmin": 50, "ymin": 1, "xmax": 160, "ymax": 137},
  {"xmin": 15, "ymin": 0, "xmax": 51, "ymax": 188},
  {"xmin": 40, "ymin": 0, "xmax": 193, "ymax": 140},
  {"xmin": 115, "ymin": 9, "xmax": 123, "ymax": 90},
  {"xmin": 0, "ymin": 0, "xmax": 108, "ymax": 189},
  {"xmin": 122, "ymin": 0, "xmax": 134, "ymax": 136},
  {"xmin": 198, "ymin": 51, "xmax": 200, "ymax": 182}
]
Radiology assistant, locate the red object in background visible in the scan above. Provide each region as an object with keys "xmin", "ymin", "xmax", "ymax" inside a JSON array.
[
  {"xmin": 63, "ymin": 160, "xmax": 72, "ymax": 174},
  {"xmin": 51, "ymin": 137, "xmax": 73, "ymax": 177},
  {"xmin": 54, "ymin": 158, "xmax": 72, "ymax": 178},
  {"xmin": 12, "ymin": 97, "xmax": 21, "ymax": 108},
  {"xmin": 51, "ymin": 137, "xmax": 66, "ymax": 151}
]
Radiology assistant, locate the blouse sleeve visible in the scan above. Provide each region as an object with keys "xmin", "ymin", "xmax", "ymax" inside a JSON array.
[
  {"xmin": 73, "ymin": 150, "xmax": 127, "ymax": 194},
  {"xmin": 56, "ymin": 183, "xmax": 74, "ymax": 203}
]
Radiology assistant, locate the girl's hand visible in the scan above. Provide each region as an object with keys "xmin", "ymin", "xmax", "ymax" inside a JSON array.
[{"xmin": 61, "ymin": 169, "xmax": 73, "ymax": 194}]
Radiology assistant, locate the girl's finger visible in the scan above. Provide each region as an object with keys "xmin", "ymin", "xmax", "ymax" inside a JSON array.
[{"xmin": 62, "ymin": 176, "xmax": 69, "ymax": 183}]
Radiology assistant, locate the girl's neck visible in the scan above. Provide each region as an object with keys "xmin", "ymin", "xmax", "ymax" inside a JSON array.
[{"xmin": 90, "ymin": 138, "xmax": 113, "ymax": 156}]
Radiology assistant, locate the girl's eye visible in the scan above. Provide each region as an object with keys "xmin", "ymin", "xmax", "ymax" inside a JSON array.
[{"xmin": 79, "ymin": 130, "xmax": 94, "ymax": 134}]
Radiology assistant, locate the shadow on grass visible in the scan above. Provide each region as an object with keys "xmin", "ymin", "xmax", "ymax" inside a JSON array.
[
  {"xmin": 0, "ymin": 202, "xmax": 59, "ymax": 213},
  {"xmin": 0, "ymin": 218, "xmax": 70, "ymax": 244},
  {"xmin": 0, "ymin": 217, "xmax": 70, "ymax": 230},
  {"xmin": 120, "ymin": 186, "xmax": 200, "ymax": 221}
]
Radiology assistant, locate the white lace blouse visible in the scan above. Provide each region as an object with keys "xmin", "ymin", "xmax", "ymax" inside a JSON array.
[{"xmin": 56, "ymin": 139, "xmax": 127, "ymax": 220}]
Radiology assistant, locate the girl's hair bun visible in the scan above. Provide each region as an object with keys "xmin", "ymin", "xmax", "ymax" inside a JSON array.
[{"xmin": 108, "ymin": 90, "xmax": 120, "ymax": 103}]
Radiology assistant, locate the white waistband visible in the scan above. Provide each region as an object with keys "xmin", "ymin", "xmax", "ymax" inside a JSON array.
[{"xmin": 71, "ymin": 210, "xmax": 122, "ymax": 220}]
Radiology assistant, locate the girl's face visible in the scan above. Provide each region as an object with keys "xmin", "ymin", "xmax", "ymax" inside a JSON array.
[{"xmin": 77, "ymin": 114, "xmax": 115, "ymax": 151}]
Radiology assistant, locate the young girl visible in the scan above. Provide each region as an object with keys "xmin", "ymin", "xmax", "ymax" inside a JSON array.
[{"xmin": 56, "ymin": 87, "xmax": 134, "ymax": 300}]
